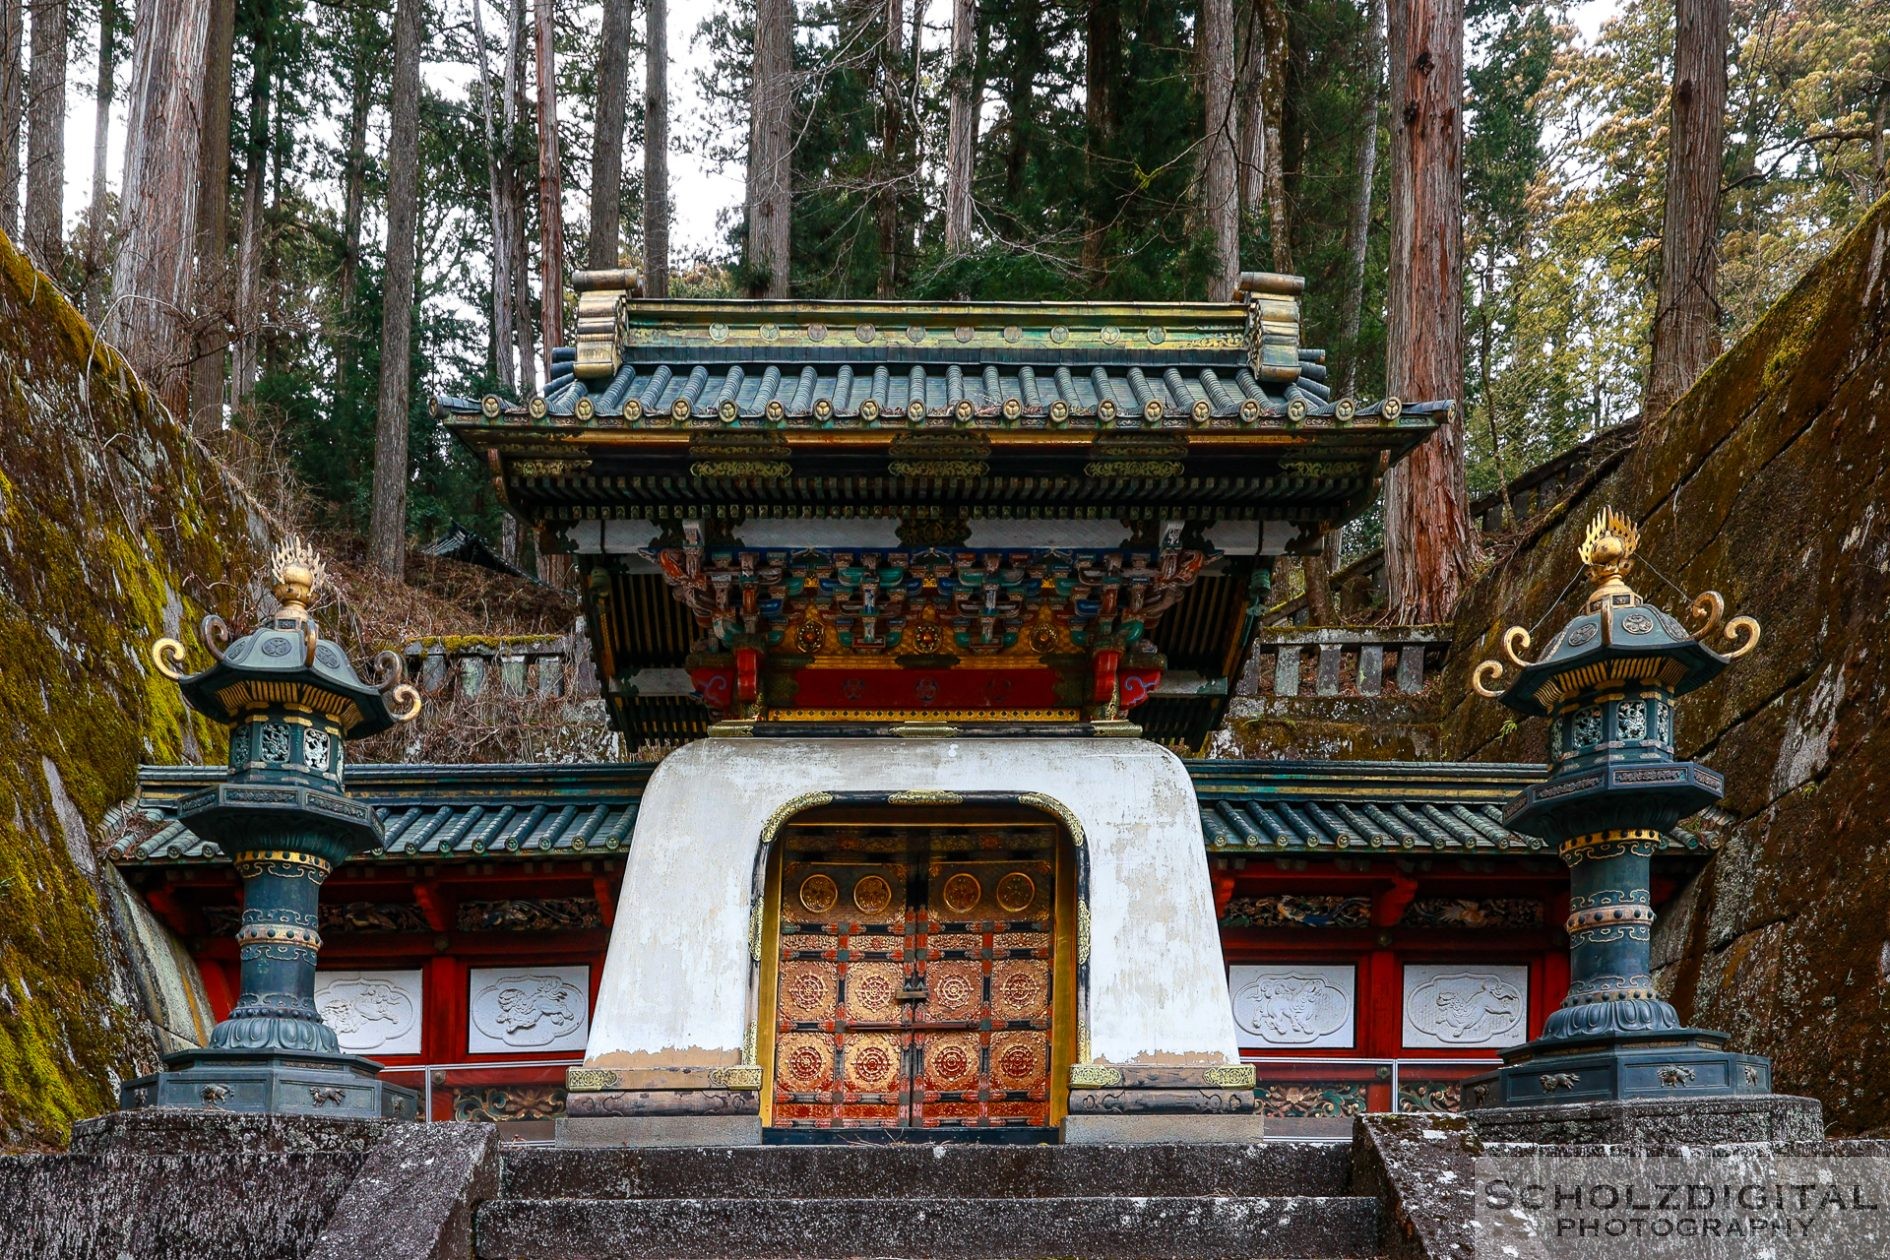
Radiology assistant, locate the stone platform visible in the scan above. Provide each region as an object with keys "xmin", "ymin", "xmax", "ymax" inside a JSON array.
[
  {"xmin": 1, "ymin": 1119, "xmax": 1383, "ymax": 1260},
  {"xmin": 478, "ymin": 1142, "xmax": 1379, "ymax": 1259}
]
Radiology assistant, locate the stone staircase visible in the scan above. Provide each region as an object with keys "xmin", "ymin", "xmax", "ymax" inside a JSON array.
[{"xmin": 473, "ymin": 1142, "xmax": 1382, "ymax": 1260}]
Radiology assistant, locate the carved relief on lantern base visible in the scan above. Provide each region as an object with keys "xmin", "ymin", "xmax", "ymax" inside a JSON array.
[{"xmin": 1462, "ymin": 1030, "xmax": 1774, "ymax": 1114}]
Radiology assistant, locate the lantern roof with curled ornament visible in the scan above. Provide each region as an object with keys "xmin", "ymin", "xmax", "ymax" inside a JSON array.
[
  {"xmin": 1472, "ymin": 508, "xmax": 1761, "ymax": 718},
  {"xmin": 150, "ymin": 538, "xmax": 424, "ymax": 739}
]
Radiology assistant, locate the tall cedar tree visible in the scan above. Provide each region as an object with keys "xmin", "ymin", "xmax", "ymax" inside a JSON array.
[
  {"xmin": 1, "ymin": 0, "xmax": 20, "ymax": 238},
  {"xmin": 1643, "ymin": 0, "xmax": 1728, "ymax": 419},
  {"xmin": 231, "ymin": 2, "xmax": 275, "ymax": 411},
  {"xmin": 747, "ymin": 0, "xmax": 793, "ymax": 295},
  {"xmin": 534, "ymin": 0, "xmax": 564, "ymax": 356},
  {"xmin": 23, "ymin": 0, "xmax": 62, "ymax": 267},
  {"xmin": 944, "ymin": 0, "xmax": 976, "ymax": 252},
  {"xmin": 187, "ymin": 0, "xmax": 235, "ymax": 431},
  {"xmin": 589, "ymin": 0, "xmax": 631, "ymax": 270},
  {"xmin": 82, "ymin": 0, "xmax": 116, "ymax": 318},
  {"xmin": 369, "ymin": 0, "xmax": 424, "ymax": 578},
  {"xmin": 1199, "ymin": 0, "xmax": 1237, "ymax": 298},
  {"xmin": 644, "ymin": 0, "xmax": 670, "ymax": 295},
  {"xmin": 1380, "ymin": 0, "xmax": 1478, "ymax": 621},
  {"xmin": 472, "ymin": 0, "xmax": 518, "ymax": 388},
  {"xmin": 110, "ymin": 0, "xmax": 210, "ymax": 415}
]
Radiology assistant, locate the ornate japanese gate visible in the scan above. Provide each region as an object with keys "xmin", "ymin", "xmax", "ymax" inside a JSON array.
[{"xmin": 767, "ymin": 817, "xmax": 1062, "ymax": 1137}]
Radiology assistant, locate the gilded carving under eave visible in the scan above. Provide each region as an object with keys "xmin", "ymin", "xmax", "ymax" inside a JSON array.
[
  {"xmin": 1016, "ymin": 792, "xmax": 1085, "ymax": 847},
  {"xmin": 758, "ymin": 792, "xmax": 836, "ymax": 846}
]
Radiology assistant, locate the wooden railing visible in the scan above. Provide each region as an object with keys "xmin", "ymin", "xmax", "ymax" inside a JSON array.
[
  {"xmin": 1246, "ymin": 627, "xmax": 1451, "ymax": 698},
  {"xmin": 1268, "ymin": 420, "xmax": 1641, "ymax": 626}
]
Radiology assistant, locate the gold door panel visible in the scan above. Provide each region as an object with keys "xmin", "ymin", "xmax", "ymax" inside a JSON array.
[{"xmin": 770, "ymin": 821, "xmax": 1058, "ymax": 1133}]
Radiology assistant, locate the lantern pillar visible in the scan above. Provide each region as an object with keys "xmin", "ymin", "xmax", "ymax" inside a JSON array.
[{"xmin": 120, "ymin": 540, "xmax": 423, "ymax": 1121}]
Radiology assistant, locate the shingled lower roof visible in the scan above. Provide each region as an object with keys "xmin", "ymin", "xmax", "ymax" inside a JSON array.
[{"xmin": 108, "ymin": 759, "xmax": 1714, "ymax": 866}]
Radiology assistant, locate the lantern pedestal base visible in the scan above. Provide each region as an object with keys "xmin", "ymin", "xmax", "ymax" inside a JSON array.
[
  {"xmin": 1460, "ymin": 1029, "xmax": 1772, "ymax": 1114},
  {"xmin": 119, "ymin": 1046, "xmax": 418, "ymax": 1121}
]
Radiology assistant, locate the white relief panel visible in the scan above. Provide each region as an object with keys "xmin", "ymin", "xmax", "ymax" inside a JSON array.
[
  {"xmin": 468, "ymin": 964, "xmax": 591, "ymax": 1054},
  {"xmin": 1228, "ymin": 964, "xmax": 1356, "ymax": 1048},
  {"xmin": 315, "ymin": 969, "xmax": 423, "ymax": 1055},
  {"xmin": 1401, "ymin": 964, "xmax": 1529, "ymax": 1049}
]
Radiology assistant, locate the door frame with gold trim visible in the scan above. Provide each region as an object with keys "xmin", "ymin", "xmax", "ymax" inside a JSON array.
[{"xmin": 746, "ymin": 792, "xmax": 1088, "ymax": 1141}]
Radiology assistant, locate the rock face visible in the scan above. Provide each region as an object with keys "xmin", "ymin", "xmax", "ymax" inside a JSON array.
[
  {"xmin": 1438, "ymin": 192, "xmax": 1890, "ymax": 1133},
  {"xmin": 0, "ymin": 229, "xmax": 265, "ymax": 1147}
]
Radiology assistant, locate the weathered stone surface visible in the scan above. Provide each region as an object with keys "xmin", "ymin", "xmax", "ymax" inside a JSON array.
[
  {"xmin": 1470, "ymin": 1093, "xmax": 1825, "ymax": 1146},
  {"xmin": 308, "ymin": 1123, "xmax": 499, "ymax": 1260},
  {"xmin": 3, "ymin": 1112, "xmax": 496, "ymax": 1260},
  {"xmin": 0, "ymin": 1149, "xmax": 363, "ymax": 1260},
  {"xmin": 1063, "ymin": 1112, "xmax": 1268, "ymax": 1143},
  {"xmin": 556, "ymin": 1114, "xmax": 764, "ymax": 1148},
  {"xmin": 1350, "ymin": 1113, "xmax": 1483, "ymax": 1260},
  {"xmin": 501, "ymin": 1141, "xmax": 1350, "ymax": 1200},
  {"xmin": 0, "ymin": 228, "xmax": 266, "ymax": 1148},
  {"xmin": 474, "ymin": 1194, "xmax": 1381, "ymax": 1260},
  {"xmin": 70, "ymin": 1109, "xmax": 392, "ymax": 1156},
  {"xmin": 1437, "ymin": 194, "xmax": 1890, "ymax": 1134}
]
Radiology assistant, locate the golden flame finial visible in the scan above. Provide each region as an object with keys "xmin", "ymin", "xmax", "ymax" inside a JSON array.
[
  {"xmin": 271, "ymin": 536, "xmax": 327, "ymax": 619},
  {"xmin": 1578, "ymin": 507, "xmax": 1639, "ymax": 586}
]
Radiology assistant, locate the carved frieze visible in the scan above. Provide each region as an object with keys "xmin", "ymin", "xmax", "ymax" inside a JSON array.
[
  {"xmin": 468, "ymin": 964, "xmax": 590, "ymax": 1054},
  {"xmin": 313, "ymin": 969, "xmax": 423, "ymax": 1055},
  {"xmin": 1228, "ymin": 964, "xmax": 1355, "ymax": 1048},
  {"xmin": 1401, "ymin": 963, "xmax": 1528, "ymax": 1049}
]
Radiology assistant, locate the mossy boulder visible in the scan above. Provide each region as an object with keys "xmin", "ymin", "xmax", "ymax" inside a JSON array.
[
  {"xmin": 1438, "ymin": 192, "xmax": 1890, "ymax": 1133},
  {"xmin": 0, "ymin": 229, "xmax": 265, "ymax": 1148}
]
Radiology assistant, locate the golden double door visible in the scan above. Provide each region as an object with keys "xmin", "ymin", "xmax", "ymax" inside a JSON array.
[{"xmin": 769, "ymin": 822, "xmax": 1057, "ymax": 1134}]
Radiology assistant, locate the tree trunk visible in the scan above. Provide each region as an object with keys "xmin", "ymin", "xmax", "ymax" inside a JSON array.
[
  {"xmin": 1643, "ymin": 0, "xmax": 1728, "ymax": 420},
  {"xmin": 643, "ymin": 0, "xmax": 669, "ymax": 295},
  {"xmin": 1199, "ymin": 0, "xmax": 1237, "ymax": 298},
  {"xmin": 1, "ymin": 0, "xmax": 21, "ymax": 239},
  {"xmin": 1303, "ymin": 531, "xmax": 1339, "ymax": 622},
  {"xmin": 533, "ymin": 0, "xmax": 564, "ymax": 358},
  {"xmin": 82, "ymin": 0, "xmax": 113, "ymax": 317},
  {"xmin": 589, "ymin": 0, "xmax": 630, "ymax": 270},
  {"xmin": 335, "ymin": 5, "xmax": 373, "ymax": 384},
  {"xmin": 369, "ymin": 0, "xmax": 423, "ymax": 580},
  {"xmin": 874, "ymin": 0, "xmax": 902, "ymax": 295},
  {"xmin": 1257, "ymin": 0, "xmax": 1289, "ymax": 270},
  {"xmin": 109, "ymin": 0, "xmax": 209, "ymax": 416},
  {"xmin": 1380, "ymin": 0, "xmax": 1475, "ymax": 623},
  {"xmin": 1335, "ymin": 0, "xmax": 1382, "ymax": 399},
  {"xmin": 746, "ymin": 0, "xmax": 792, "ymax": 296},
  {"xmin": 1234, "ymin": 0, "xmax": 1263, "ymax": 224},
  {"xmin": 943, "ymin": 0, "xmax": 975, "ymax": 253},
  {"xmin": 230, "ymin": 17, "xmax": 272, "ymax": 413},
  {"xmin": 471, "ymin": 0, "xmax": 516, "ymax": 389},
  {"xmin": 184, "ymin": 0, "xmax": 231, "ymax": 432},
  {"xmin": 1080, "ymin": 0, "xmax": 1118, "ymax": 284},
  {"xmin": 505, "ymin": 0, "xmax": 535, "ymax": 393},
  {"xmin": 23, "ymin": 0, "xmax": 64, "ymax": 268}
]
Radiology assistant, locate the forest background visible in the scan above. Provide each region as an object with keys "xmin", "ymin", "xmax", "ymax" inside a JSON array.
[{"xmin": 0, "ymin": 0, "xmax": 1885, "ymax": 610}]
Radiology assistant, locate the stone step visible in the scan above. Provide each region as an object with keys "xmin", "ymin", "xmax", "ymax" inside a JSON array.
[
  {"xmin": 475, "ymin": 1194, "xmax": 1381, "ymax": 1260},
  {"xmin": 499, "ymin": 1141, "xmax": 1353, "ymax": 1202}
]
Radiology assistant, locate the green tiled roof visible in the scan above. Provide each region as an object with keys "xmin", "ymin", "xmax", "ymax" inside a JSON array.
[
  {"xmin": 109, "ymin": 759, "xmax": 1713, "ymax": 866},
  {"xmin": 112, "ymin": 764, "xmax": 650, "ymax": 864}
]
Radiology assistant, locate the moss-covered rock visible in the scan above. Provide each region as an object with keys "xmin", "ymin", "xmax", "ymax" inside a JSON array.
[
  {"xmin": 0, "ymin": 230, "xmax": 265, "ymax": 1148},
  {"xmin": 1437, "ymin": 192, "xmax": 1890, "ymax": 1133}
]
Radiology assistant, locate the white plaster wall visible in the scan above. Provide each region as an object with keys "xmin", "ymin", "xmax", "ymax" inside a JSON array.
[{"xmin": 585, "ymin": 736, "xmax": 1241, "ymax": 1069}]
